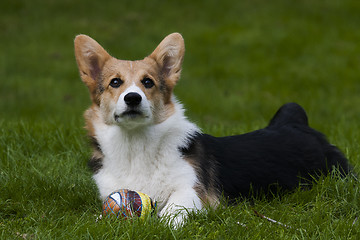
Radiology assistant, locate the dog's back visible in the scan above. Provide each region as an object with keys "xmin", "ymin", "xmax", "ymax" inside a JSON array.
[
  {"xmin": 267, "ymin": 102, "xmax": 350, "ymax": 176},
  {"xmin": 268, "ymin": 103, "xmax": 350, "ymax": 175},
  {"xmin": 183, "ymin": 103, "xmax": 351, "ymax": 200}
]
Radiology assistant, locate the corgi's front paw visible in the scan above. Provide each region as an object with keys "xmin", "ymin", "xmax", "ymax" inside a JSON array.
[{"xmin": 160, "ymin": 208, "xmax": 187, "ymax": 229}]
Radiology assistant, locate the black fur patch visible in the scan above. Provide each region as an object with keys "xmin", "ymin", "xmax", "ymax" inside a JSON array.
[
  {"xmin": 88, "ymin": 156, "xmax": 103, "ymax": 173},
  {"xmin": 181, "ymin": 103, "xmax": 352, "ymax": 200},
  {"xmin": 88, "ymin": 137, "xmax": 104, "ymax": 173},
  {"xmin": 90, "ymin": 136, "xmax": 102, "ymax": 152}
]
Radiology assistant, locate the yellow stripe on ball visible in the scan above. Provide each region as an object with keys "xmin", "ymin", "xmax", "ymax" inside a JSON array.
[{"xmin": 136, "ymin": 191, "xmax": 153, "ymax": 219}]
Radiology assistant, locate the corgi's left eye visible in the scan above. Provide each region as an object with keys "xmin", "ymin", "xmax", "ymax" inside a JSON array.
[
  {"xmin": 141, "ymin": 78, "xmax": 155, "ymax": 89},
  {"xmin": 109, "ymin": 78, "xmax": 123, "ymax": 88}
]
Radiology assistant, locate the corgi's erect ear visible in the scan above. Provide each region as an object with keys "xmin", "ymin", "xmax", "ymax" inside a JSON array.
[
  {"xmin": 149, "ymin": 33, "xmax": 185, "ymax": 85},
  {"xmin": 74, "ymin": 34, "xmax": 111, "ymax": 87}
]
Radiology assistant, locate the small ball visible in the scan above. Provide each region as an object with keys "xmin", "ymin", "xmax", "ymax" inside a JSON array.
[{"xmin": 102, "ymin": 189, "xmax": 156, "ymax": 219}]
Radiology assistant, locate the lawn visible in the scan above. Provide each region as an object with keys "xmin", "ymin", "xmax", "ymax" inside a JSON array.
[{"xmin": 1, "ymin": 0, "xmax": 360, "ymax": 239}]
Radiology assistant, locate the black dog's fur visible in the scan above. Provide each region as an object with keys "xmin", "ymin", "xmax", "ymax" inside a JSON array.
[{"xmin": 182, "ymin": 103, "xmax": 351, "ymax": 200}]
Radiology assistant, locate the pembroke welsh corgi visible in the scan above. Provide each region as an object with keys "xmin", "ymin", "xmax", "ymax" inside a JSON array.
[{"xmin": 74, "ymin": 33, "xmax": 351, "ymax": 226}]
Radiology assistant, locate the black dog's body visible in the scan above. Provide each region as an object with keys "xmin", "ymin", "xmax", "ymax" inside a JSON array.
[{"xmin": 182, "ymin": 103, "xmax": 351, "ymax": 200}]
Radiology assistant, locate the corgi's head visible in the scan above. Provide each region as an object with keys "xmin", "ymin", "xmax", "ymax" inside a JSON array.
[{"xmin": 74, "ymin": 33, "xmax": 185, "ymax": 129}]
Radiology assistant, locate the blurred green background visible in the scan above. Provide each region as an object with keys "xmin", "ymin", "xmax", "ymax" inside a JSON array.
[
  {"xmin": 1, "ymin": 0, "xmax": 360, "ymax": 238},
  {"xmin": 1, "ymin": 0, "xmax": 359, "ymax": 131}
]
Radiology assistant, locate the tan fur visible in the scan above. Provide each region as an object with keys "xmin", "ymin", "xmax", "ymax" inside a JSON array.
[
  {"xmin": 74, "ymin": 33, "xmax": 184, "ymax": 126},
  {"xmin": 83, "ymin": 105, "xmax": 101, "ymax": 138},
  {"xmin": 183, "ymin": 147, "xmax": 221, "ymax": 207},
  {"xmin": 193, "ymin": 184, "xmax": 220, "ymax": 208}
]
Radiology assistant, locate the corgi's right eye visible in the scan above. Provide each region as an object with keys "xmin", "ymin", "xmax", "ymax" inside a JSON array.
[{"xmin": 109, "ymin": 78, "xmax": 123, "ymax": 88}]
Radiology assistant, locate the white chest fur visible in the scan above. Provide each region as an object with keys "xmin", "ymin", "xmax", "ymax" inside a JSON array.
[{"xmin": 92, "ymin": 102, "xmax": 200, "ymax": 210}]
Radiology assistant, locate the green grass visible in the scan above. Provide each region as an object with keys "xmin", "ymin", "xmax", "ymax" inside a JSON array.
[{"xmin": 1, "ymin": 0, "xmax": 360, "ymax": 238}]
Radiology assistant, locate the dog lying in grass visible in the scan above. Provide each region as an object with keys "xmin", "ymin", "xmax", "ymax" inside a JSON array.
[{"xmin": 74, "ymin": 32, "xmax": 351, "ymax": 226}]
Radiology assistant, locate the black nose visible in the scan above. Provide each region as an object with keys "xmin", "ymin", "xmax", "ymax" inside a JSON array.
[{"xmin": 124, "ymin": 92, "xmax": 142, "ymax": 107}]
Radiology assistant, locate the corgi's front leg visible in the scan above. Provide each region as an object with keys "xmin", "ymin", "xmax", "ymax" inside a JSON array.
[{"xmin": 160, "ymin": 187, "xmax": 202, "ymax": 227}]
